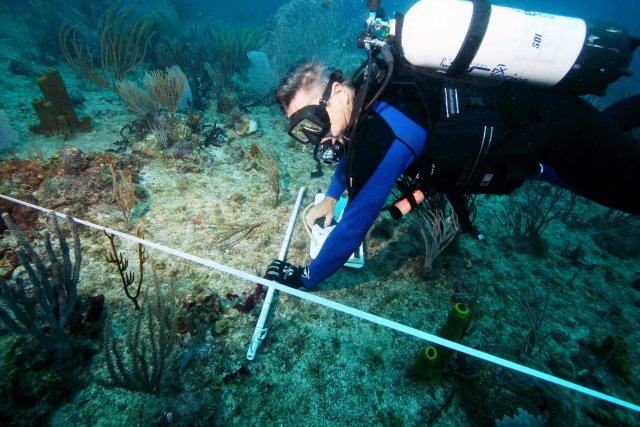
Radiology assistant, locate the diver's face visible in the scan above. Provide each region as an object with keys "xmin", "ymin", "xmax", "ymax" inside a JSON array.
[{"xmin": 286, "ymin": 82, "xmax": 352, "ymax": 140}]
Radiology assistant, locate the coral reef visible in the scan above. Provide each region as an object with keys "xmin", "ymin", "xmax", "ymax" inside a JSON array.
[
  {"xmin": 0, "ymin": 1, "xmax": 638, "ymax": 425},
  {"xmin": 37, "ymin": 146, "xmax": 142, "ymax": 214}
]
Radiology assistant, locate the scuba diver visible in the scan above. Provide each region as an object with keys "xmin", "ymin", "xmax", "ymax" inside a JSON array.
[{"xmin": 265, "ymin": 0, "xmax": 640, "ymax": 290}]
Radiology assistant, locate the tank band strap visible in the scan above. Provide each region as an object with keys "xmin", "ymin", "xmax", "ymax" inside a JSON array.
[{"xmin": 446, "ymin": 0, "xmax": 492, "ymax": 77}]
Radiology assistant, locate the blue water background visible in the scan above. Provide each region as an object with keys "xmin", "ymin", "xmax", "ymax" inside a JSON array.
[
  {"xmin": 196, "ymin": 0, "xmax": 640, "ymax": 96},
  {"xmin": 75, "ymin": 0, "xmax": 640, "ymax": 95}
]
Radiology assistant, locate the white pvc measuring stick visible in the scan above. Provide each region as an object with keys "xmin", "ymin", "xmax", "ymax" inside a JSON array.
[
  {"xmin": 0, "ymin": 193, "xmax": 638, "ymax": 412},
  {"xmin": 246, "ymin": 187, "xmax": 306, "ymax": 360}
]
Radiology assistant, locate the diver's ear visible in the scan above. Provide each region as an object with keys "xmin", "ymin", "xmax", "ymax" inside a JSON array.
[
  {"xmin": 330, "ymin": 82, "xmax": 348, "ymax": 104},
  {"xmin": 331, "ymin": 82, "xmax": 344, "ymax": 96}
]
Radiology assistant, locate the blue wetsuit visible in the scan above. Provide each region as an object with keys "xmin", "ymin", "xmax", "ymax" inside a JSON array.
[
  {"xmin": 301, "ymin": 98, "xmax": 427, "ymax": 289},
  {"xmin": 299, "ymin": 88, "xmax": 640, "ymax": 289}
]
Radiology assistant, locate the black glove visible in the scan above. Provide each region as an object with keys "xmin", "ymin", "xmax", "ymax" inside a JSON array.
[{"xmin": 265, "ymin": 260, "xmax": 304, "ymax": 289}]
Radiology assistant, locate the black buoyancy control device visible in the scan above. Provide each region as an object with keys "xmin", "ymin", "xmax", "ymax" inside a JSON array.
[{"xmin": 361, "ymin": 0, "xmax": 639, "ymax": 96}]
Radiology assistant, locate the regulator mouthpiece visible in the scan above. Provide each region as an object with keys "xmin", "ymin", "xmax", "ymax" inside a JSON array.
[{"xmin": 316, "ymin": 138, "xmax": 345, "ymax": 166}]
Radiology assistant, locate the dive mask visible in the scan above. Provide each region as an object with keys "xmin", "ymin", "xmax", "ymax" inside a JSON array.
[
  {"xmin": 288, "ymin": 105, "xmax": 330, "ymax": 145},
  {"xmin": 287, "ymin": 69, "xmax": 343, "ymax": 145}
]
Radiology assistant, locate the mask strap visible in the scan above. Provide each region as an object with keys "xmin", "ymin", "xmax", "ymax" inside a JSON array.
[{"xmin": 320, "ymin": 70, "xmax": 344, "ymax": 106}]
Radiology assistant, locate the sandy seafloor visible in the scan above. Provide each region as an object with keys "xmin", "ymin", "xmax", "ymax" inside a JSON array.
[{"xmin": 1, "ymin": 12, "xmax": 640, "ymax": 427}]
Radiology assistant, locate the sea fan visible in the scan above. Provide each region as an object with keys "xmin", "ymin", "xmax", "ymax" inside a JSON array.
[
  {"xmin": 495, "ymin": 408, "xmax": 548, "ymax": 427},
  {"xmin": 0, "ymin": 110, "xmax": 18, "ymax": 151}
]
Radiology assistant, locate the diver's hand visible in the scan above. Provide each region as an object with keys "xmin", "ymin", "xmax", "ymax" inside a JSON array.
[
  {"xmin": 265, "ymin": 260, "xmax": 304, "ymax": 289},
  {"xmin": 306, "ymin": 196, "xmax": 337, "ymax": 228}
]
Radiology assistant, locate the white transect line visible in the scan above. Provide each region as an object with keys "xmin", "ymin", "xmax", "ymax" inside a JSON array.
[
  {"xmin": 1, "ymin": 193, "xmax": 638, "ymax": 412},
  {"xmin": 246, "ymin": 186, "xmax": 306, "ymax": 360}
]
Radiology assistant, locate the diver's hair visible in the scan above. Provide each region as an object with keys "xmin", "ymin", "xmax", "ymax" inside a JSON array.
[{"xmin": 275, "ymin": 59, "xmax": 330, "ymax": 114}]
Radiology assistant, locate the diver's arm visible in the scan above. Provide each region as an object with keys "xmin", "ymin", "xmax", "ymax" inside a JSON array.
[{"xmin": 301, "ymin": 140, "xmax": 416, "ymax": 289}]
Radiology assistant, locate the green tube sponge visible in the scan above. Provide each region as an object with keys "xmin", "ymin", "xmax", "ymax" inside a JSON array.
[
  {"xmin": 410, "ymin": 303, "xmax": 472, "ymax": 384},
  {"xmin": 411, "ymin": 345, "xmax": 441, "ymax": 384},
  {"xmin": 439, "ymin": 302, "xmax": 470, "ymax": 342}
]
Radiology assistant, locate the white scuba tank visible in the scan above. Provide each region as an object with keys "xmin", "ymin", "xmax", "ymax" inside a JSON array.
[{"xmin": 393, "ymin": 0, "xmax": 637, "ymax": 95}]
